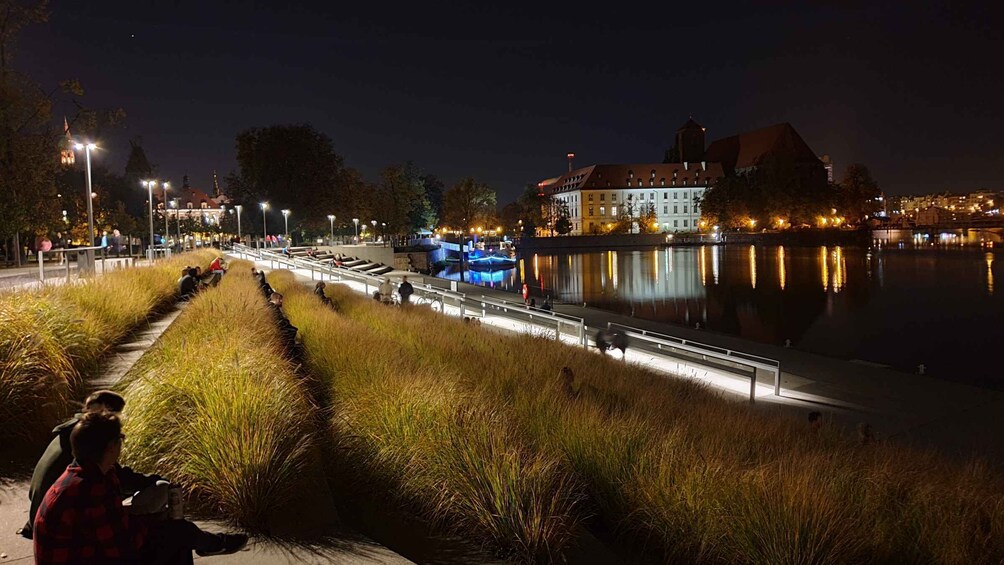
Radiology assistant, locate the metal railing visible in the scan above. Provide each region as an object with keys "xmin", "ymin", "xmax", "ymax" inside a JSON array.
[
  {"xmin": 607, "ymin": 322, "xmax": 782, "ymax": 402},
  {"xmin": 232, "ymin": 244, "xmax": 780, "ymax": 402}
]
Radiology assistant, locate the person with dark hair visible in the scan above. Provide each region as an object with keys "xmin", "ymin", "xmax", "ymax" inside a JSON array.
[
  {"xmin": 594, "ymin": 329, "xmax": 611, "ymax": 354},
  {"xmin": 257, "ymin": 270, "xmax": 274, "ymax": 299},
  {"xmin": 179, "ymin": 268, "xmax": 197, "ymax": 299},
  {"xmin": 808, "ymin": 411, "xmax": 823, "ymax": 432},
  {"xmin": 314, "ymin": 281, "xmax": 332, "ymax": 306},
  {"xmin": 33, "ymin": 412, "xmax": 247, "ymax": 564},
  {"xmin": 611, "ymin": 330, "xmax": 629, "ymax": 358},
  {"xmin": 21, "ymin": 391, "xmax": 160, "ymax": 540},
  {"xmin": 398, "ymin": 276, "xmax": 414, "ymax": 305},
  {"xmin": 268, "ymin": 293, "xmax": 299, "ymax": 351}
]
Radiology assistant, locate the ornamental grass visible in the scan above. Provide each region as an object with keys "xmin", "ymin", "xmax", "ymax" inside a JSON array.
[
  {"xmin": 119, "ymin": 261, "xmax": 324, "ymax": 534},
  {"xmin": 269, "ymin": 270, "xmax": 1004, "ymax": 565},
  {"xmin": 0, "ymin": 251, "xmax": 217, "ymax": 449}
]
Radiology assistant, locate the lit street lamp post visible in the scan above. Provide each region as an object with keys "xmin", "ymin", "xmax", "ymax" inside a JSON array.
[
  {"xmin": 327, "ymin": 214, "xmax": 335, "ymax": 242},
  {"xmin": 162, "ymin": 182, "xmax": 170, "ymax": 252},
  {"xmin": 353, "ymin": 218, "xmax": 359, "ymax": 243},
  {"xmin": 235, "ymin": 204, "xmax": 243, "ymax": 242},
  {"xmin": 141, "ymin": 179, "xmax": 156, "ymax": 259},
  {"xmin": 172, "ymin": 199, "xmax": 181, "ymax": 250},
  {"xmin": 371, "ymin": 220, "xmax": 377, "ymax": 243},
  {"xmin": 282, "ymin": 209, "xmax": 290, "ymax": 243},
  {"xmin": 260, "ymin": 202, "xmax": 269, "ymax": 248},
  {"xmin": 74, "ymin": 143, "xmax": 97, "ymax": 246}
]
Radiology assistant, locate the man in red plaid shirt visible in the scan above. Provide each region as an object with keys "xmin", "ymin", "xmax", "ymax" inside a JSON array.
[{"xmin": 33, "ymin": 411, "xmax": 246, "ymax": 564}]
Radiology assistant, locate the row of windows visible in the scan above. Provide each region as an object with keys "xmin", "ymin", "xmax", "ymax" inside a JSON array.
[
  {"xmin": 587, "ymin": 190, "xmax": 701, "ymax": 202},
  {"xmin": 586, "ymin": 205, "xmax": 691, "ymax": 217},
  {"xmin": 590, "ymin": 178, "xmax": 710, "ymax": 188}
]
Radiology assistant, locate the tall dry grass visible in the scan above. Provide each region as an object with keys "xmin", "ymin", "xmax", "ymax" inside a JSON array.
[
  {"xmin": 270, "ymin": 270, "xmax": 584, "ymax": 561},
  {"xmin": 270, "ymin": 271, "xmax": 1004, "ymax": 564},
  {"xmin": 0, "ymin": 251, "xmax": 217, "ymax": 448},
  {"xmin": 119, "ymin": 261, "xmax": 324, "ymax": 534}
]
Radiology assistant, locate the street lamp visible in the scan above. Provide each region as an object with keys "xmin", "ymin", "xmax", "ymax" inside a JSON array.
[
  {"xmin": 260, "ymin": 202, "xmax": 269, "ymax": 248},
  {"xmin": 282, "ymin": 209, "xmax": 290, "ymax": 242},
  {"xmin": 74, "ymin": 143, "xmax": 97, "ymax": 246},
  {"xmin": 327, "ymin": 214, "xmax": 335, "ymax": 242},
  {"xmin": 172, "ymin": 199, "xmax": 181, "ymax": 251},
  {"xmin": 162, "ymin": 182, "xmax": 170, "ymax": 251},
  {"xmin": 141, "ymin": 179, "xmax": 156, "ymax": 259},
  {"xmin": 352, "ymin": 218, "xmax": 359, "ymax": 243},
  {"xmin": 371, "ymin": 220, "xmax": 377, "ymax": 242},
  {"xmin": 235, "ymin": 204, "xmax": 243, "ymax": 242}
]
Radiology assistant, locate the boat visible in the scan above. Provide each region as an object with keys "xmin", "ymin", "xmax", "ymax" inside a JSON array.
[{"xmin": 467, "ymin": 255, "xmax": 517, "ymax": 271}]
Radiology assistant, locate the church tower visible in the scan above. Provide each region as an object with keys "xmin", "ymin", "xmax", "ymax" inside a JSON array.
[{"xmin": 675, "ymin": 118, "xmax": 705, "ymax": 162}]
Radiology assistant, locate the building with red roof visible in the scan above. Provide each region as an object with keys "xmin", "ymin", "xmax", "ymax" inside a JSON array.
[{"xmin": 540, "ymin": 119, "xmax": 824, "ymax": 234}]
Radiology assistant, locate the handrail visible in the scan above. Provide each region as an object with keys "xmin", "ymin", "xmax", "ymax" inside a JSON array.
[{"xmin": 607, "ymin": 322, "xmax": 782, "ymax": 401}]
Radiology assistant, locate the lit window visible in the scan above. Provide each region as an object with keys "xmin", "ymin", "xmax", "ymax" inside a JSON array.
[
  {"xmin": 588, "ymin": 193, "xmax": 593, "ymax": 201},
  {"xmin": 612, "ymin": 206, "xmax": 617, "ymax": 216},
  {"xmin": 650, "ymin": 169, "xmax": 656, "ymax": 177},
  {"xmin": 660, "ymin": 178, "xmax": 666, "ymax": 186},
  {"xmin": 612, "ymin": 194, "xmax": 617, "ymax": 201},
  {"xmin": 628, "ymin": 170, "xmax": 634, "ymax": 178},
  {"xmin": 600, "ymin": 206, "xmax": 606, "ymax": 215}
]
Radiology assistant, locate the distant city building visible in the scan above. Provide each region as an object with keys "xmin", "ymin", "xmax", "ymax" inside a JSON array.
[
  {"xmin": 819, "ymin": 154, "xmax": 834, "ymax": 183},
  {"xmin": 889, "ymin": 190, "xmax": 1001, "ymax": 218},
  {"xmin": 156, "ymin": 174, "xmax": 230, "ymax": 226},
  {"xmin": 540, "ymin": 119, "xmax": 824, "ymax": 235}
]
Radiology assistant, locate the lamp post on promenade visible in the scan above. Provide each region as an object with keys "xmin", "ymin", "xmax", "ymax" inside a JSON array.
[
  {"xmin": 282, "ymin": 209, "xmax": 290, "ymax": 243},
  {"xmin": 172, "ymin": 199, "xmax": 181, "ymax": 250},
  {"xmin": 327, "ymin": 215, "xmax": 335, "ymax": 242},
  {"xmin": 371, "ymin": 220, "xmax": 377, "ymax": 243},
  {"xmin": 353, "ymin": 218, "xmax": 359, "ymax": 243},
  {"xmin": 235, "ymin": 205, "xmax": 243, "ymax": 242},
  {"xmin": 161, "ymin": 182, "xmax": 170, "ymax": 251},
  {"xmin": 74, "ymin": 143, "xmax": 97, "ymax": 246},
  {"xmin": 260, "ymin": 202, "xmax": 269, "ymax": 248},
  {"xmin": 141, "ymin": 179, "xmax": 156, "ymax": 259}
]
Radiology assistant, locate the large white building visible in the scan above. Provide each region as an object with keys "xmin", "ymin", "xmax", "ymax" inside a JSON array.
[{"xmin": 543, "ymin": 161, "xmax": 723, "ymax": 235}]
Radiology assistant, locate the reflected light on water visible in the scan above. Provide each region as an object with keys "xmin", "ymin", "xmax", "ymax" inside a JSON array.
[
  {"xmin": 699, "ymin": 245, "xmax": 707, "ymax": 287},
  {"xmin": 988, "ymin": 252, "xmax": 995, "ymax": 295},
  {"xmin": 833, "ymin": 246, "xmax": 845, "ymax": 293},
  {"xmin": 518, "ymin": 258, "xmax": 525, "ymax": 282},
  {"xmin": 712, "ymin": 245, "xmax": 720, "ymax": 285},
  {"xmin": 820, "ymin": 246, "xmax": 829, "ymax": 292},
  {"xmin": 533, "ymin": 254, "xmax": 540, "ymax": 282},
  {"xmin": 778, "ymin": 246, "xmax": 786, "ymax": 290},
  {"xmin": 749, "ymin": 245, "xmax": 757, "ymax": 289},
  {"xmin": 612, "ymin": 250, "xmax": 618, "ymax": 290},
  {"xmin": 653, "ymin": 249, "xmax": 659, "ymax": 283}
]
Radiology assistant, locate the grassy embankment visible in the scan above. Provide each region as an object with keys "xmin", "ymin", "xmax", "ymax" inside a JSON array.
[
  {"xmin": 118, "ymin": 261, "xmax": 330, "ymax": 535},
  {"xmin": 269, "ymin": 270, "xmax": 1004, "ymax": 564},
  {"xmin": 0, "ymin": 251, "xmax": 217, "ymax": 449}
]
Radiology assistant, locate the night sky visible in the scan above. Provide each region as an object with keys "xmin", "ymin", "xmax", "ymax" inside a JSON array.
[{"xmin": 17, "ymin": 1, "xmax": 1004, "ymax": 203}]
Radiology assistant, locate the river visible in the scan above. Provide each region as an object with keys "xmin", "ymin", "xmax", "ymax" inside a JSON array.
[{"xmin": 435, "ymin": 244, "xmax": 1001, "ymax": 389}]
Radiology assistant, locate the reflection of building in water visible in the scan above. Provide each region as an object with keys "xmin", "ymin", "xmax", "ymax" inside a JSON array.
[
  {"xmin": 749, "ymin": 245, "xmax": 757, "ymax": 289},
  {"xmin": 778, "ymin": 247, "xmax": 786, "ymax": 290},
  {"xmin": 988, "ymin": 252, "xmax": 995, "ymax": 295}
]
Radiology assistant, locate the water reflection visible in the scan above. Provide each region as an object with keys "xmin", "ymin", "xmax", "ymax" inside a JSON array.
[{"xmin": 435, "ymin": 245, "xmax": 1003, "ymax": 387}]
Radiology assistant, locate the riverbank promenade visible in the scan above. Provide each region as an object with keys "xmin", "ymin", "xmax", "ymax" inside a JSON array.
[{"xmin": 242, "ymin": 251, "xmax": 1004, "ymax": 463}]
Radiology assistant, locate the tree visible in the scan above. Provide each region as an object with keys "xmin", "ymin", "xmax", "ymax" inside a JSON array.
[
  {"xmin": 442, "ymin": 177, "xmax": 497, "ymax": 234},
  {"xmin": 515, "ymin": 184, "xmax": 551, "ymax": 237},
  {"xmin": 375, "ymin": 161, "xmax": 430, "ymax": 234},
  {"xmin": 638, "ymin": 202, "xmax": 659, "ymax": 233},
  {"xmin": 231, "ymin": 124, "xmax": 345, "ymax": 228},
  {"xmin": 420, "ymin": 173, "xmax": 445, "ymax": 224},
  {"xmin": 837, "ymin": 164, "xmax": 881, "ymax": 223},
  {"xmin": 554, "ymin": 201, "xmax": 572, "ymax": 235}
]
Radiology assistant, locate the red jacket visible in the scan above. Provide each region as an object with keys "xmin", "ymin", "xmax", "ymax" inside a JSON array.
[{"xmin": 34, "ymin": 461, "xmax": 146, "ymax": 564}]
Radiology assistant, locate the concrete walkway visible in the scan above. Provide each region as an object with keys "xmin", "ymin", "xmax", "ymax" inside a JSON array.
[{"xmin": 248, "ymin": 256, "xmax": 1004, "ymax": 463}]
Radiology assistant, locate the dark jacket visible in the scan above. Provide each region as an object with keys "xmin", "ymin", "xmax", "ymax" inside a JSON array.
[
  {"xmin": 27, "ymin": 417, "xmax": 162, "ymax": 533},
  {"xmin": 398, "ymin": 281, "xmax": 414, "ymax": 300},
  {"xmin": 179, "ymin": 274, "xmax": 197, "ymax": 297}
]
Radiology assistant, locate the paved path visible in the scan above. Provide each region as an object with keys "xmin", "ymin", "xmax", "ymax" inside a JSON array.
[{"xmin": 246, "ymin": 255, "xmax": 1004, "ymax": 463}]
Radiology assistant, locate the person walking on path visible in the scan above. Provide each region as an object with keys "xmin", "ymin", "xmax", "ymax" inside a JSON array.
[{"xmin": 398, "ymin": 276, "xmax": 414, "ymax": 305}]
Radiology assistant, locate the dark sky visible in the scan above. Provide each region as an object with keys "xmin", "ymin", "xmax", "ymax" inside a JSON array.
[{"xmin": 16, "ymin": 1, "xmax": 1004, "ymax": 203}]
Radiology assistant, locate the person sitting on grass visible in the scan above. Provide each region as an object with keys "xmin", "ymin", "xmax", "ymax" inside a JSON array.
[
  {"xmin": 268, "ymin": 292, "xmax": 299, "ymax": 350},
  {"xmin": 560, "ymin": 367, "xmax": 579, "ymax": 400},
  {"xmin": 21, "ymin": 391, "xmax": 169, "ymax": 540},
  {"xmin": 257, "ymin": 270, "xmax": 274, "ymax": 299},
  {"xmin": 208, "ymin": 256, "xmax": 226, "ymax": 275},
  {"xmin": 313, "ymin": 281, "xmax": 339, "ymax": 311},
  {"xmin": 179, "ymin": 268, "xmax": 199, "ymax": 299},
  {"xmin": 33, "ymin": 411, "xmax": 247, "ymax": 564}
]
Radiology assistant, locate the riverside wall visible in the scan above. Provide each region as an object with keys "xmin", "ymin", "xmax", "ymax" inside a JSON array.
[{"xmin": 517, "ymin": 229, "xmax": 873, "ymax": 251}]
